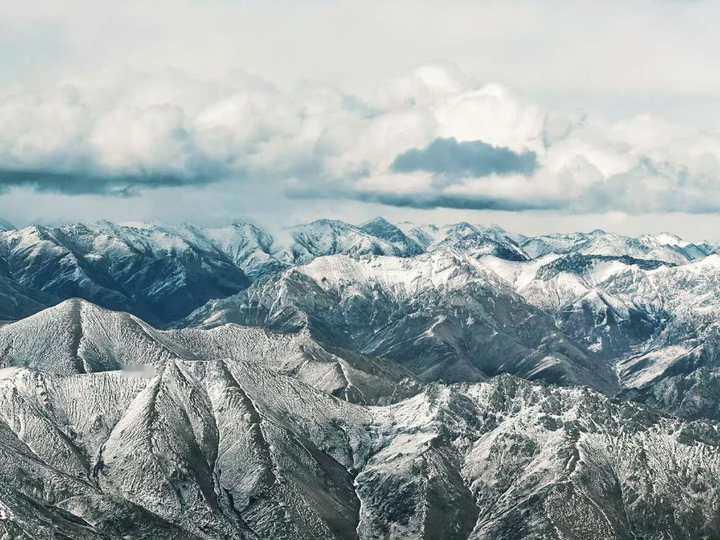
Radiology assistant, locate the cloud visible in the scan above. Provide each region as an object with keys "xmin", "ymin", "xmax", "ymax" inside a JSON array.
[
  {"xmin": 0, "ymin": 71, "xmax": 310, "ymax": 194},
  {"xmin": 289, "ymin": 185, "xmax": 559, "ymax": 212},
  {"xmin": 0, "ymin": 168, "xmax": 207, "ymax": 195},
  {"xmin": 2, "ymin": 63, "xmax": 720, "ymax": 216},
  {"xmin": 390, "ymin": 137, "xmax": 537, "ymax": 178}
]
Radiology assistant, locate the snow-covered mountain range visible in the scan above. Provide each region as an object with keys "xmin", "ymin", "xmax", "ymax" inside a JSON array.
[{"xmin": 2, "ymin": 217, "xmax": 720, "ymax": 538}]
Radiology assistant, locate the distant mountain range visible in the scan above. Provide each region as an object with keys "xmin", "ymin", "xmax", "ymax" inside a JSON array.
[
  {"xmin": 0, "ymin": 217, "xmax": 713, "ymax": 323},
  {"xmin": 2, "ymin": 218, "xmax": 720, "ymax": 538}
]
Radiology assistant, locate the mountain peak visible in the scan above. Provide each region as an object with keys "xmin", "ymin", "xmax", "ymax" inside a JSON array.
[
  {"xmin": 359, "ymin": 217, "xmax": 424, "ymax": 254},
  {"xmin": 360, "ymin": 216, "xmax": 394, "ymax": 228}
]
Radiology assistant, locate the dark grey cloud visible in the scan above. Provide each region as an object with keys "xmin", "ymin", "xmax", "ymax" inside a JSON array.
[
  {"xmin": 286, "ymin": 185, "xmax": 560, "ymax": 212},
  {"xmin": 0, "ymin": 168, "xmax": 218, "ymax": 196},
  {"xmin": 350, "ymin": 190, "xmax": 557, "ymax": 211},
  {"xmin": 390, "ymin": 137, "xmax": 537, "ymax": 178},
  {"xmin": 289, "ymin": 152, "xmax": 720, "ymax": 215}
]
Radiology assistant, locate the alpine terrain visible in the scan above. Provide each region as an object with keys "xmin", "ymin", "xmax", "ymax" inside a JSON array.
[{"xmin": 1, "ymin": 218, "xmax": 720, "ymax": 539}]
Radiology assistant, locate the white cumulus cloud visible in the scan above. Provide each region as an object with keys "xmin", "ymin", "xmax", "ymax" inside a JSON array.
[{"xmin": 1, "ymin": 63, "xmax": 720, "ymax": 214}]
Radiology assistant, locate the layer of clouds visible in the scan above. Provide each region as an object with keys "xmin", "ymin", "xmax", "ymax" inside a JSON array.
[{"xmin": 2, "ymin": 63, "xmax": 720, "ymax": 215}]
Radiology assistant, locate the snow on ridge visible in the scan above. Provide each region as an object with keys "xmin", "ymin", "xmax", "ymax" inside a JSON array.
[{"xmin": 296, "ymin": 249, "xmax": 509, "ymax": 298}]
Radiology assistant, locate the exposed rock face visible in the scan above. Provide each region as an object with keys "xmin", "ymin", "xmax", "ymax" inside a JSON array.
[
  {"xmin": 0, "ymin": 346, "xmax": 719, "ymax": 538},
  {"xmin": 0, "ymin": 219, "xmax": 528, "ymax": 325},
  {"xmin": 0, "ymin": 299, "xmax": 420, "ymax": 405},
  {"xmin": 4, "ymin": 218, "xmax": 719, "ymax": 420},
  {"xmin": 0, "ymin": 222, "xmax": 251, "ymax": 325},
  {"xmin": 185, "ymin": 251, "xmax": 616, "ymax": 394}
]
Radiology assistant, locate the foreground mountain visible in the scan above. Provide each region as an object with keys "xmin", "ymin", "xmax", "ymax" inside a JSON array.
[
  {"xmin": 0, "ymin": 355, "xmax": 719, "ymax": 538},
  {"xmin": 0, "ymin": 299, "xmax": 420, "ymax": 405}
]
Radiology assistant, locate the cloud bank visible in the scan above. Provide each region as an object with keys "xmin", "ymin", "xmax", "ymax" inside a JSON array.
[{"xmin": 2, "ymin": 64, "xmax": 720, "ymax": 214}]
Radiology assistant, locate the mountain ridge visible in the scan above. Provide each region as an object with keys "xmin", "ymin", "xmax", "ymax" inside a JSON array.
[{"xmin": 3, "ymin": 218, "xmax": 720, "ymax": 536}]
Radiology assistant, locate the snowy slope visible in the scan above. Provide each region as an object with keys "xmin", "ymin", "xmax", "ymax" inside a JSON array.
[
  {"xmin": 2, "ymin": 218, "xmax": 720, "ymax": 537},
  {"xmin": 396, "ymin": 221, "xmax": 529, "ymax": 261},
  {"xmin": 521, "ymin": 229, "xmax": 714, "ymax": 264},
  {"xmin": 0, "ymin": 365, "xmax": 719, "ymax": 538},
  {"xmin": 0, "ymin": 299, "xmax": 419, "ymax": 405},
  {"xmin": 0, "ymin": 222, "xmax": 251, "ymax": 324},
  {"xmin": 1, "ymin": 217, "xmax": 720, "ymax": 418},
  {"xmin": 185, "ymin": 251, "xmax": 616, "ymax": 391},
  {"xmin": 470, "ymin": 250, "xmax": 720, "ymax": 420},
  {"xmin": 202, "ymin": 221, "xmax": 290, "ymax": 278}
]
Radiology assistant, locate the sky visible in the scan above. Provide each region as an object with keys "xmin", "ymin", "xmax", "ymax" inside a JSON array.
[{"xmin": 2, "ymin": 0, "xmax": 720, "ymax": 239}]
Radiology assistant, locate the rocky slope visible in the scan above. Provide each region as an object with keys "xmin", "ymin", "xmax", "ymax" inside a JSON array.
[
  {"xmin": 473, "ymin": 250, "xmax": 720, "ymax": 421},
  {"xmin": 3, "ymin": 218, "xmax": 720, "ymax": 422},
  {"xmin": 0, "ymin": 222, "xmax": 250, "ymax": 325},
  {"xmin": 0, "ymin": 299, "xmax": 420, "ymax": 406},
  {"xmin": 0, "ymin": 219, "xmax": 529, "ymax": 325},
  {"xmin": 185, "ymin": 251, "xmax": 617, "ymax": 392},
  {"xmin": 520, "ymin": 229, "xmax": 714, "ymax": 265},
  {"xmin": 0, "ymin": 354, "xmax": 719, "ymax": 538}
]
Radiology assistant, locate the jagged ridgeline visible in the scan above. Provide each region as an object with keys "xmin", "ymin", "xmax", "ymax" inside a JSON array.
[{"xmin": 1, "ymin": 218, "xmax": 720, "ymax": 538}]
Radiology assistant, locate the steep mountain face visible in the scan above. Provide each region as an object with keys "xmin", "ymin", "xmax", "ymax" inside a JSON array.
[
  {"xmin": 185, "ymin": 251, "xmax": 616, "ymax": 392},
  {"xmin": 397, "ymin": 221, "xmax": 528, "ymax": 261},
  {"xmin": 281, "ymin": 219, "xmax": 423, "ymax": 263},
  {"xmin": 0, "ymin": 359, "xmax": 362, "ymax": 539},
  {"xmin": 359, "ymin": 217, "xmax": 425, "ymax": 256},
  {"xmin": 0, "ymin": 222, "xmax": 251, "ymax": 325},
  {"xmin": 203, "ymin": 222, "xmax": 291, "ymax": 279},
  {"xmin": 0, "ymin": 356, "xmax": 719, "ymax": 539},
  {"xmin": 0, "ymin": 299, "xmax": 183, "ymax": 375},
  {"xmin": 431, "ymin": 223, "xmax": 529, "ymax": 261},
  {"xmin": 601, "ymin": 256, "xmax": 720, "ymax": 420},
  {"xmin": 481, "ymin": 253, "xmax": 669, "ymax": 357},
  {"xmin": 0, "ymin": 299, "xmax": 420, "ymax": 405},
  {"xmin": 0, "ymin": 273, "xmax": 49, "ymax": 322},
  {"xmin": 359, "ymin": 378, "xmax": 720, "ymax": 539},
  {"xmin": 475, "ymin": 251, "xmax": 720, "ymax": 421},
  {"xmin": 0, "ymin": 219, "xmax": 532, "ymax": 325},
  {"xmin": 1, "ymin": 217, "xmax": 719, "ymax": 423}
]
